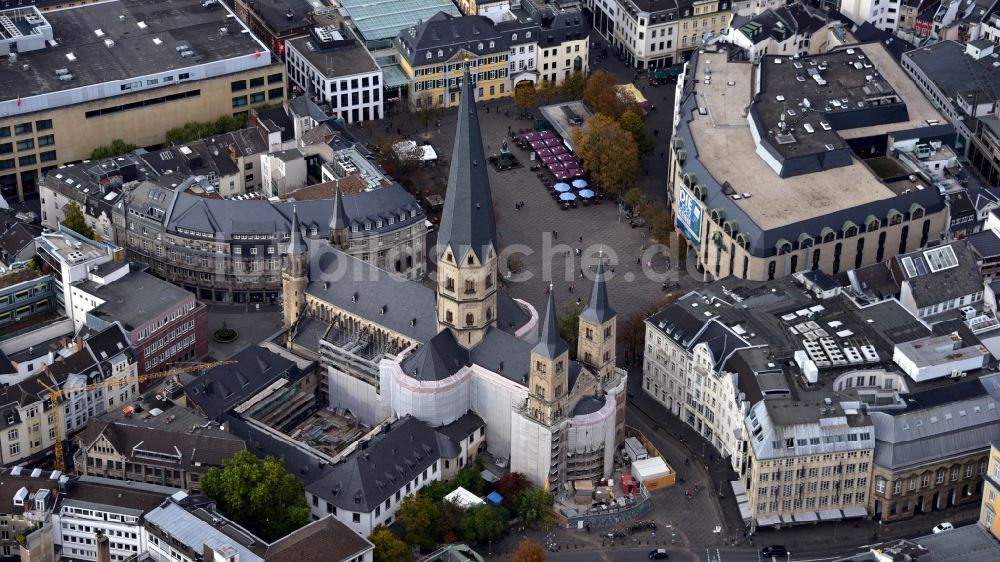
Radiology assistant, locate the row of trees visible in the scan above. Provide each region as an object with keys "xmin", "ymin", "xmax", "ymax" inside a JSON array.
[
  {"xmin": 512, "ymin": 72, "xmax": 586, "ymax": 115},
  {"xmin": 571, "ymin": 70, "xmax": 654, "ymax": 195}
]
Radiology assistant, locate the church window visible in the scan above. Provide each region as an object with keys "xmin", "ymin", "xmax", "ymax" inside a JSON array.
[
  {"xmin": 584, "ymin": 352, "xmax": 592, "ymax": 364},
  {"xmin": 585, "ymin": 327, "xmax": 593, "ymax": 340},
  {"xmin": 604, "ymin": 351, "xmax": 610, "ymax": 362},
  {"xmin": 605, "ymin": 326, "xmax": 612, "ymax": 337},
  {"xmin": 486, "ymin": 307, "xmax": 493, "ymax": 321},
  {"xmin": 555, "ymin": 361, "xmax": 564, "ymax": 373},
  {"xmin": 535, "ymin": 361, "xmax": 546, "ymax": 373},
  {"xmin": 485, "ymin": 274, "xmax": 493, "ymax": 288},
  {"xmin": 465, "ymin": 279, "xmax": 475, "ymax": 294},
  {"xmin": 468, "ymin": 254, "xmax": 475, "ymax": 265},
  {"xmin": 465, "ymin": 313, "xmax": 474, "ymax": 326},
  {"xmin": 445, "ymin": 277, "xmax": 455, "ymax": 291},
  {"xmin": 555, "ymin": 385, "xmax": 563, "ymax": 397},
  {"xmin": 446, "ymin": 311, "xmax": 453, "ymax": 323}
]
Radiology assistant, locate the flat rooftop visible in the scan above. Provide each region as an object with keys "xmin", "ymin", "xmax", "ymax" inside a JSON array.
[
  {"xmin": 79, "ymin": 270, "xmax": 194, "ymax": 332},
  {"xmin": 686, "ymin": 43, "xmax": 945, "ymax": 232},
  {"xmin": 0, "ymin": 0, "xmax": 269, "ymax": 101},
  {"xmin": 37, "ymin": 231, "xmax": 109, "ymax": 263},
  {"xmin": 895, "ymin": 332, "xmax": 989, "ymax": 367},
  {"xmin": 288, "ymin": 32, "xmax": 378, "ymax": 79},
  {"xmin": 690, "ymin": 51, "xmax": 894, "ymax": 230}
]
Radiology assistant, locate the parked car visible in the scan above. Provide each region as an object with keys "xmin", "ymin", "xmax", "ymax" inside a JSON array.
[
  {"xmin": 932, "ymin": 522, "xmax": 954, "ymax": 534},
  {"xmin": 761, "ymin": 545, "xmax": 788, "ymax": 558},
  {"xmin": 648, "ymin": 549, "xmax": 669, "ymax": 560}
]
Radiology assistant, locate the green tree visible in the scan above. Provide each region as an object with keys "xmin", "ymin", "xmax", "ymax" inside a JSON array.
[
  {"xmin": 558, "ymin": 304, "xmax": 581, "ymax": 360},
  {"xmin": 514, "ymin": 83, "xmax": 537, "ymax": 115},
  {"xmin": 452, "ymin": 464, "xmax": 487, "ymax": 495},
  {"xmin": 397, "ymin": 493, "xmax": 441, "ymax": 549},
  {"xmin": 419, "ymin": 480, "xmax": 455, "ymax": 504},
  {"xmin": 623, "ymin": 187, "xmax": 645, "ymax": 210},
  {"xmin": 90, "ymin": 139, "xmax": 137, "ymax": 161},
  {"xmin": 515, "ymin": 488, "xmax": 554, "ymax": 529},
  {"xmin": 538, "ymin": 80, "xmax": 560, "ymax": 105},
  {"xmin": 560, "ymin": 71, "xmax": 586, "ymax": 100},
  {"xmin": 201, "ymin": 451, "xmax": 309, "ymax": 541},
  {"xmin": 370, "ymin": 527, "xmax": 411, "ymax": 562},
  {"xmin": 459, "ymin": 504, "xmax": 508, "ymax": 544},
  {"xmin": 619, "ymin": 111, "xmax": 654, "ymax": 157},
  {"xmin": 572, "ymin": 114, "xmax": 639, "ymax": 194},
  {"xmin": 511, "ymin": 539, "xmax": 545, "ymax": 562},
  {"xmin": 61, "ymin": 201, "xmax": 96, "ymax": 240}
]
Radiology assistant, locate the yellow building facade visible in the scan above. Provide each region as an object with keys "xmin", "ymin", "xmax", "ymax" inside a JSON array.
[
  {"xmin": 677, "ymin": 0, "xmax": 731, "ymax": 54},
  {"xmin": 979, "ymin": 442, "xmax": 1000, "ymax": 538},
  {"xmin": 401, "ymin": 52, "xmax": 510, "ymax": 110}
]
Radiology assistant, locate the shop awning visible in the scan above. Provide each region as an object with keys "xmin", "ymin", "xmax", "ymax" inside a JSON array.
[
  {"xmin": 842, "ymin": 506, "xmax": 868, "ymax": 518},
  {"xmin": 756, "ymin": 515, "xmax": 781, "ymax": 527},
  {"xmin": 730, "ymin": 480, "xmax": 747, "ymax": 497},
  {"xmin": 793, "ymin": 511, "xmax": 818, "ymax": 523},
  {"xmin": 818, "ymin": 509, "xmax": 843, "ymax": 521},
  {"xmin": 738, "ymin": 500, "xmax": 752, "ymax": 524}
]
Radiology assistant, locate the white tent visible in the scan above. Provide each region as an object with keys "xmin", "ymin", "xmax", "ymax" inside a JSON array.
[{"xmin": 444, "ymin": 487, "xmax": 485, "ymax": 509}]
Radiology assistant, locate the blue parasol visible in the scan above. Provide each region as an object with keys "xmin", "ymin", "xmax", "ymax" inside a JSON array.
[
  {"xmin": 553, "ymin": 183, "xmax": 571, "ymax": 192},
  {"xmin": 559, "ymin": 192, "xmax": 577, "ymax": 201},
  {"xmin": 572, "ymin": 179, "xmax": 588, "ymax": 189},
  {"xmin": 578, "ymin": 189, "xmax": 595, "ymax": 199}
]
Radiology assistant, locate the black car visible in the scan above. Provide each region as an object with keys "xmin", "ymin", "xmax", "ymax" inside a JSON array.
[
  {"xmin": 648, "ymin": 549, "xmax": 669, "ymax": 560},
  {"xmin": 761, "ymin": 545, "xmax": 788, "ymax": 558}
]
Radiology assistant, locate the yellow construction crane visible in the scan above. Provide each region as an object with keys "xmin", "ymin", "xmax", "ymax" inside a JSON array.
[{"xmin": 40, "ymin": 360, "xmax": 236, "ymax": 472}]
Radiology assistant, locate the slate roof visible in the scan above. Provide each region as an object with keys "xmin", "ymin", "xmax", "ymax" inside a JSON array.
[
  {"xmin": 580, "ymin": 258, "xmax": 614, "ymax": 324},
  {"xmin": 182, "ymin": 345, "xmax": 298, "ymax": 421},
  {"xmin": 305, "ymin": 416, "xmax": 444, "ymax": 512},
  {"xmin": 894, "ymin": 241, "xmax": 984, "ymax": 308},
  {"xmin": 305, "ymin": 250, "xmax": 438, "ymax": 343},
  {"xmin": 436, "ymin": 66, "xmax": 498, "ymax": 262},
  {"xmin": 76, "ymin": 417, "xmax": 246, "ymax": 470},
  {"xmin": 572, "ymin": 395, "xmax": 606, "ymax": 416},
  {"xmin": 329, "ymin": 185, "xmax": 351, "ymax": 231},
  {"xmin": 691, "ymin": 320, "xmax": 750, "ymax": 367},
  {"xmin": 870, "ymin": 378, "xmax": 1000, "ymax": 469},
  {"xmin": 166, "ymin": 183, "xmax": 422, "ymax": 241},
  {"xmin": 401, "ymin": 325, "xmax": 533, "ymax": 383},
  {"xmin": 397, "ymin": 13, "xmax": 508, "ymax": 66},
  {"xmin": 645, "ymin": 296, "xmax": 711, "ymax": 350},
  {"xmin": 532, "ymin": 291, "xmax": 568, "ymax": 360},
  {"xmin": 0, "ymin": 222, "xmax": 41, "ymax": 266},
  {"xmin": 62, "ymin": 476, "xmax": 178, "ymax": 517},
  {"xmin": 266, "ymin": 515, "xmax": 373, "ymax": 562},
  {"xmin": 436, "ymin": 412, "xmax": 485, "ymax": 444},
  {"xmin": 966, "ymin": 229, "xmax": 1000, "ymax": 259}
]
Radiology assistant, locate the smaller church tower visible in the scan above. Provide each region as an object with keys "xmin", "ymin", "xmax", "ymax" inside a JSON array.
[
  {"xmin": 578, "ymin": 255, "xmax": 617, "ymax": 385},
  {"xmin": 527, "ymin": 286, "xmax": 571, "ymax": 425},
  {"xmin": 283, "ymin": 206, "xmax": 308, "ymax": 328},
  {"xmin": 329, "ymin": 185, "xmax": 350, "ymax": 249}
]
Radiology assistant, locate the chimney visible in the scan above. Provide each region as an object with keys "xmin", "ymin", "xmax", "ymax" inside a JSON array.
[{"xmin": 96, "ymin": 532, "xmax": 111, "ymax": 562}]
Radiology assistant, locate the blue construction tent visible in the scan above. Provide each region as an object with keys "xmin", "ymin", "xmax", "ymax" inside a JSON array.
[{"xmin": 486, "ymin": 492, "xmax": 503, "ymax": 505}]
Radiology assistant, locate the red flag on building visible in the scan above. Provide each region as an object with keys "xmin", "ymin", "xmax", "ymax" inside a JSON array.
[{"xmin": 15, "ymin": 97, "xmax": 21, "ymax": 107}]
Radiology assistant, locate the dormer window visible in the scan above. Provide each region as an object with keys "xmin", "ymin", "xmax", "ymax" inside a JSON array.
[
  {"xmin": 526, "ymin": 32, "xmax": 531, "ymax": 38},
  {"xmin": 437, "ymin": 49, "xmax": 444, "ymax": 57},
  {"xmin": 489, "ymin": 41, "xmax": 494, "ymax": 48},
  {"xmin": 426, "ymin": 52, "xmax": 432, "ymax": 60},
  {"xmin": 377, "ymin": 220, "xmax": 383, "ymax": 228},
  {"xmin": 478, "ymin": 42, "xmax": 484, "ymax": 51},
  {"xmin": 512, "ymin": 33, "xmax": 517, "ymax": 41},
  {"xmin": 365, "ymin": 222, "xmax": 372, "ymax": 231},
  {"xmin": 352, "ymin": 225, "xmax": 359, "ymax": 232}
]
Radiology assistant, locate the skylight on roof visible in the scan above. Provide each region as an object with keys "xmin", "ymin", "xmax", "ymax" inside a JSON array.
[{"xmin": 923, "ymin": 245, "xmax": 959, "ymax": 273}]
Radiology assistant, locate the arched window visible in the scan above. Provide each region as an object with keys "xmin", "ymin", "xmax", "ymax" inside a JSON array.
[
  {"xmin": 486, "ymin": 307, "xmax": 493, "ymax": 321},
  {"xmin": 821, "ymin": 227, "xmax": 836, "ymax": 244},
  {"xmin": 888, "ymin": 209, "xmax": 903, "ymax": 226},
  {"xmin": 843, "ymin": 221, "xmax": 859, "ymax": 238},
  {"xmin": 446, "ymin": 310, "xmax": 453, "ymax": 323},
  {"xmin": 910, "ymin": 203, "xmax": 925, "ymax": 220},
  {"xmin": 776, "ymin": 239, "xmax": 792, "ymax": 255},
  {"xmin": 465, "ymin": 313, "xmax": 474, "ymax": 326},
  {"xmin": 798, "ymin": 233, "xmax": 814, "ymax": 249},
  {"xmin": 866, "ymin": 215, "xmax": 880, "ymax": 232}
]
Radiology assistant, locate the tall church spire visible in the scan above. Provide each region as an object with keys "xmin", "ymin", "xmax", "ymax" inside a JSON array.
[
  {"xmin": 288, "ymin": 205, "xmax": 306, "ymax": 257},
  {"xmin": 532, "ymin": 285, "xmax": 568, "ymax": 359},
  {"xmin": 434, "ymin": 64, "xmax": 499, "ymax": 349},
  {"xmin": 329, "ymin": 185, "xmax": 350, "ymax": 248},
  {"xmin": 436, "ymin": 65, "xmax": 497, "ymax": 262},
  {"xmin": 580, "ymin": 253, "xmax": 615, "ymax": 324}
]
